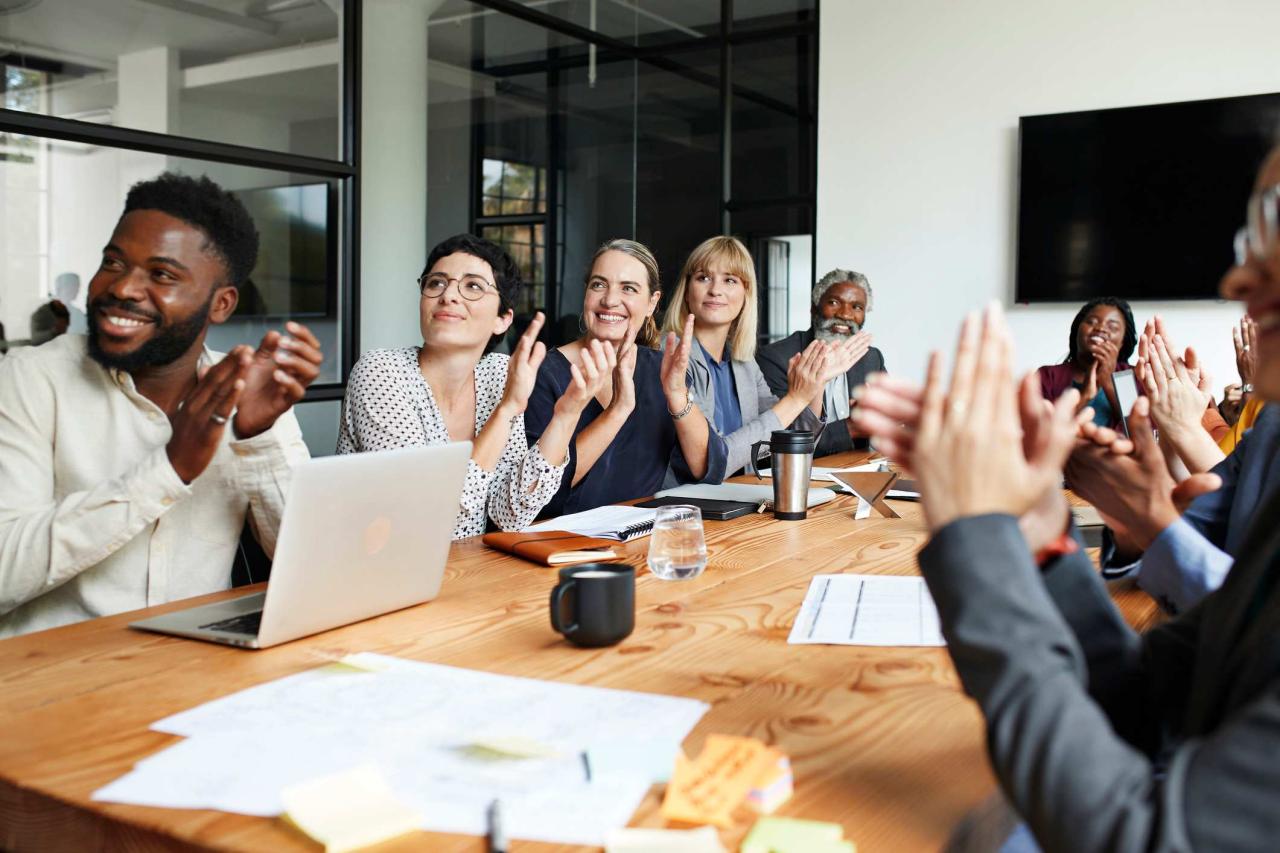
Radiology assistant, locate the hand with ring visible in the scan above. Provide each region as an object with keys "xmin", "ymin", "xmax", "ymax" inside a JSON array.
[{"xmin": 166, "ymin": 346, "xmax": 251, "ymax": 484}]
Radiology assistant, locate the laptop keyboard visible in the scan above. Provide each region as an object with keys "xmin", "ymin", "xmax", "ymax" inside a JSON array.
[{"xmin": 198, "ymin": 610, "xmax": 263, "ymax": 636}]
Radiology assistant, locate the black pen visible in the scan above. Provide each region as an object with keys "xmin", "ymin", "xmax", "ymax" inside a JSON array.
[
  {"xmin": 581, "ymin": 750, "xmax": 592, "ymax": 782},
  {"xmin": 487, "ymin": 798, "xmax": 508, "ymax": 853}
]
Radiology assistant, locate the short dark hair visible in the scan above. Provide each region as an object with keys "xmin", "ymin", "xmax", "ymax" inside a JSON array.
[
  {"xmin": 421, "ymin": 234, "xmax": 524, "ymax": 353},
  {"xmin": 1066, "ymin": 296, "xmax": 1137, "ymax": 365},
  {"xmin": 122, "ymin": 172, "xmax": 260, "ymax": 289}
]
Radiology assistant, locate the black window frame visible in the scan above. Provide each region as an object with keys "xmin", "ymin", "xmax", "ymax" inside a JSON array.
[{"xmin": 0, "ymin": 0, "xmax": 362, "ymax": 403}]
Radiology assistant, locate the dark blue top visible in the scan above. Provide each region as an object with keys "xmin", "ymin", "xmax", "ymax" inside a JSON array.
[
  {"xmin": 524, "ymin": 346, "xmax": 728, "ymax": 518},
  {"xmin": 1076, "ymin": 384, "xmax": 1115, "ymax": 427},
  {"xmin": 698, "ymin": 339, "xmax": 743, "ymax": 437}
]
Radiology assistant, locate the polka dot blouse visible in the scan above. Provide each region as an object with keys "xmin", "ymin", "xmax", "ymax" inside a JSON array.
[{"xmin": 336, "ymin": 347, "xmax": 568, "ymax": 539}]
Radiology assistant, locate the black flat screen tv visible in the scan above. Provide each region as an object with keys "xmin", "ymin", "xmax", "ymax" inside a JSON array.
[{"xmin": 1016, "ymin": 92, "xmax": 1280, "ymax": 303}]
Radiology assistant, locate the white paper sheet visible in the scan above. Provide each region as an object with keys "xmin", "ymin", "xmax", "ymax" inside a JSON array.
[
  {"xmin": 787, "ymin": 574, "xmax": 944, "ymax": 647},
  {"xmin": 93, "ymin": 654, "xmax": 708, "ymax": 847}
]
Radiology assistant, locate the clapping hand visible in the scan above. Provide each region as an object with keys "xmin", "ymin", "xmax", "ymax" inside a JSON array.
[
  {"xmin": 611, "ymin": 327, "xmax": 639, "ymax": 414},
  {"xmin": 821, "ymin": 331, "xmax": 872, "ymax": 382},
  {"xmin": 1137, "ymin": 326, "xmax": 1211, "ymax": 439},
  {"xmin": 500, "ymin": 312, "xmax": 548, "ymax": 416},
  {"xmin": 1066, "ymin": 398, "xmax": 1220, "ymax": 550},
  {"xmin": 1234, "ymin": 315, "xmax": 1258, "ymax": 386},
  {"xmin": 785, "ymin": 340, "xmax": 830, "ymax": 403},
  {"xmin": 167, "ymin": 346, "xmax": 251, "ymax": 483},
  {"xmin": 233, "ymin": 322, "xmax": 324, "ymax": 439},
  {"xmin": 660, "ymin": 313, "xmax": 696, "ymax": 412},
  {"xmin": 910, "ymin": 305, "xmax": 1081, "ymax": 533},
  {"xmin": 558, "ymin": 337, "xmax": 615, "ymax": 415}
]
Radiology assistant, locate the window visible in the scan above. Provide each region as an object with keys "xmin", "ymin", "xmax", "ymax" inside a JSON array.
[{"xmin": 0, "ymin": 1, "xmax": 356, "ymax": 393}]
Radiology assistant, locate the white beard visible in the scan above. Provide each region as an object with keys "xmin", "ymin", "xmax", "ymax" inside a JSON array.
[{"xmin": 814, "ymin": 317, "xmax": 861, "ymax": 343}]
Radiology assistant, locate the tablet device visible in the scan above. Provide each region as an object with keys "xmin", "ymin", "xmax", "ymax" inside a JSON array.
[
  {"xmin": 634, "ymin": 495, "xmax": 759, "ymax": 521},
  {"xmin": 1112, "ymin": 369, "xmax": 1140, "ymax": 437}
]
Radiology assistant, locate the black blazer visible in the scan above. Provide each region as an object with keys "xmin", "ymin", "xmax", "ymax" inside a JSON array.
[
  {"xmin": 755, "ymin": 329, "xmax": 886, "ymax": 456},
  {"xmin": 918, "ymin": 488, "xmax": 1280, "ymax": 852}
]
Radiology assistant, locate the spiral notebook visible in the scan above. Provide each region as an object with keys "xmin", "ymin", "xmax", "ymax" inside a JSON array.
[{"xmin": 523, "ymin": 505, "xmax": 657, "ymax": 541}]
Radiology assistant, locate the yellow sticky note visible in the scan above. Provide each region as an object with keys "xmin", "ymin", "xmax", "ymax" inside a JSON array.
[
  {"xmin": 468, "ymin": 735, "xmax": 562, "ymax": 759},
  {"xmin": 740, "ymin": 816, "xmax": 855, "ymax": 853},
  {"xmin": 605, "ymin": 824, "xmax": 726, "ymax": 852},
  {"xmin": 660, "ymin": 735, "xmax": 779, "ymax": 828},
  {"xmin": 281, "ymin": 765, "xmax": 421, "ymax": 853},
  {"xmin": 318, "ymin": 653, "xmax": 394, "ymax": 674}
]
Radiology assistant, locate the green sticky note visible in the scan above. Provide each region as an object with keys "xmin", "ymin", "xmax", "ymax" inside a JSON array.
[{"xmin": 740, "ymin": 817, "xmax": 854, "ymax": 853}]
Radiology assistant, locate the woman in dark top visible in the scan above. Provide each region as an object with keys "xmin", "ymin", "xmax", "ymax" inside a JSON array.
[
  {"xmin": 525, "ymin": 239, "xmax": 728, "ymax": 517},
  {"xmin": 1037, "ymin": 296, "xmax": 1137, "ymax": 428}
]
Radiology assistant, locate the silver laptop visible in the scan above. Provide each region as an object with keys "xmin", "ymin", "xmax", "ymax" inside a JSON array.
[{"xmin": 131, "ymin": 442, "xmax": 471, "ymax": 649}]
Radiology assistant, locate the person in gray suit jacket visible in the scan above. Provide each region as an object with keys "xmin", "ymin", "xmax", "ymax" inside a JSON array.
[
  {"xmin": 660, "ymin": 237, "xmax": 869, "ymax": 477},
  {"xmin": 851, "ymin": 147, "xmax": 1280, "ymax": 852},
  {"xmin": 756, "ymin": 268, "xmax": 885, "ymax": 456}
]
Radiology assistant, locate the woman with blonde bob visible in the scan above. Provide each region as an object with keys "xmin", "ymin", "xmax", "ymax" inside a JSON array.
[
  {"xmin": 525, "ymin": 239, "xmax": 728, "ymax": 517},
  {"xmin": 661, "ymin": 236, "xmax": 869, "ymax": 475}
]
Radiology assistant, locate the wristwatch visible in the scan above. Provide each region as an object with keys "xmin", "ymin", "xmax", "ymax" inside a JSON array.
[{"xmin": 668, "ymin": 396, "xmax": 694, "ymax": 420}]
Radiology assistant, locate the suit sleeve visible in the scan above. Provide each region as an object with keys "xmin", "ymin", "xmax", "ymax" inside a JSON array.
[
  {"xmin": 918, "ymin": 514, "xmax": 1258, "ymax": 853},
  {"xmin": 755, "ymin": 346, "xmax": 790, "ymax": 399}
]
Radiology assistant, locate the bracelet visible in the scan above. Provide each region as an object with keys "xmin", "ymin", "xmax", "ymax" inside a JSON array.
[
  {"xmin": 1034, "ymin": 531, "xmax": 1080, "ymax": 568},
  {"xmin": 668, "ymin": 396, "xmax": 694, "ymax": 420}
]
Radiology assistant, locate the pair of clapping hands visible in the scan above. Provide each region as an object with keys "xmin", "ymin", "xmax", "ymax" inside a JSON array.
[
  {"xmin": 497, "ymin": 312, "xmax": 717, "ymax": 422},
  {"xmin": 169, "ymin": 323, "xmax": 324, "ymax": 483}
]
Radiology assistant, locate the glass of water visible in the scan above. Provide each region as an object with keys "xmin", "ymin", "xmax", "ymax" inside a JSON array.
[{"xmin": 647, "ymin": 505, "xmax": 708, "ymax": 581}]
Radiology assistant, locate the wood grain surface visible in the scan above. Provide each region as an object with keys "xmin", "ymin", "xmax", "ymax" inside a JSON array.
[{"xmin": 0, "ymin": 452, "xmax": 1158, "ymax": 852}]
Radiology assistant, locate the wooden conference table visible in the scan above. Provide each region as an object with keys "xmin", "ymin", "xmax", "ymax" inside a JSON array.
[{"xmin": 0, "ymin": 451, "xmax": 1157, "ymax": 852}]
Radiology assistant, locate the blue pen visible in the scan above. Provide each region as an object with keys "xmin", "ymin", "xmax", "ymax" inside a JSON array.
[{"xmin": 487, "ymin": 799, "xmax": 508, "ymax": 853}]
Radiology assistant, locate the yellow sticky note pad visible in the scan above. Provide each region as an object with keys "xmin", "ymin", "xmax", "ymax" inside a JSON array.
[
  {"xmin": 660, "ymin": 735, "xmax": 780, "ymax": 828},
  {"xmin": 281, "ymin": 765, "xmax": 421, "ymax": 853},
  {"xmin": 741, "ymin": 816, "xmax": 855, "ymax": 853}
]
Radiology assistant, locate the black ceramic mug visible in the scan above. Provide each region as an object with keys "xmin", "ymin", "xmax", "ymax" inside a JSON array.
[{"xmin": 549, "ymin": 563, "xmax": 635, "ymax": 647}]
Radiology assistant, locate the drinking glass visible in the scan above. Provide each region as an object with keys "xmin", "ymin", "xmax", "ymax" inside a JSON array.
[{"xmin": 646, "ymin": 505, "xmax": 708, "ymax": 581}]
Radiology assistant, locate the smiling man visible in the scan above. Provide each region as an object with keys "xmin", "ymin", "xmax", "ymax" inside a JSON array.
[
  {"xmin": 0, "ymin": 173, "xmax": 321, "ymax": 638},
  {"xmin": 756, "ymin": 269, "xmax": 884, "ymax": 455}
]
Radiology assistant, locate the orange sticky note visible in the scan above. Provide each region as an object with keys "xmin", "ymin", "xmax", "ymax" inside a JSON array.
[{"xmin": 661, "ymin": 736, "xmax": 780, "ymax": 828}]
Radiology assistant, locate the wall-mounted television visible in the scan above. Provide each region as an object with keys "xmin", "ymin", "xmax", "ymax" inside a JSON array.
[
  {"xmin": 232, "ymin": 182, "xmax": 337, "ymax": 318},
  {"xmin": 1016, "ymin": 92, "xmax": 1280, "ymax": 303}
]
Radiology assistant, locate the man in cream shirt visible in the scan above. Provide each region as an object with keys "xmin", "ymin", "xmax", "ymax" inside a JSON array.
[{"xmin": 0, "ymin": 173, "xmax": 323, "ymax": 638}]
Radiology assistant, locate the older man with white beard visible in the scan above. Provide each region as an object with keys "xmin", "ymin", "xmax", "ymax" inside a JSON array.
[{"xmin": 756, "ymin": 269, "xmax": 884, "ymax": 456}]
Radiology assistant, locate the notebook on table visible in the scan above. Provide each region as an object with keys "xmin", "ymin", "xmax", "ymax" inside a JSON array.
[{"xmin": 522, "ymin": 504, "xmax": 657, "ymax": 542}]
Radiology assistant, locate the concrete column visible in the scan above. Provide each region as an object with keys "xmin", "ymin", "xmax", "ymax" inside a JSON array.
[
  {"xmin": 115, "ymin": 46, "xmax": 178, "ymax": 192},
  {"xmin": 359, "ymin": 0, "xmax": 442, "ymax": 352}
]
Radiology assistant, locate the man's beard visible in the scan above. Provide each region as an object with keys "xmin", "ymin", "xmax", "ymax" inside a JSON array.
[
  {"xmin": 813, "ymin": 316, "xmax": 861, "ymax": 343},
  {"xmin": 87, "ymin": 293, "xmax": 214, "ymax": 373}
]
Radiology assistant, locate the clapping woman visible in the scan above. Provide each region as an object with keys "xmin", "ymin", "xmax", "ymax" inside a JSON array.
[
  {"xmin": 1036, "ymin": 297, "xmax": 1137, "ymax": 428},
  {"xmin": 337, "ymin": 234, "xmax": 608, "ymax": 538},
  {"xmin": 661, "ymin": 236, "xmax": 871, "ymax": 475},
  {"xmin": 524, "ymin": 239, "xmax": 728, "ymax": 517}
]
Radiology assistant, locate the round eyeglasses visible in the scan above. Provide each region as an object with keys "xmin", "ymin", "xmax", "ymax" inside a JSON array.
[
  {"xmin": 419, "ymin": 274, "xmax": 497, "ymax": 301},
  {"xmin": 1233, "ymin": 184, "xmax": 1280, "ymax": 267}
]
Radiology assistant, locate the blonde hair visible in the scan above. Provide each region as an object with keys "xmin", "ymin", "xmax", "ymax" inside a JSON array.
[
  {"xmin": 585, "ymin": 238, "xmax": 662, "ymax": 348},
  {"xmin": 662, "ymin": 235, "xmax": 758, "ymax": 361}
]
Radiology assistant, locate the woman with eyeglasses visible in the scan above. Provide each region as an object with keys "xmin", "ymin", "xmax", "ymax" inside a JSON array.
[
  {"xmin": 660, "ymin": 236, "xmax": 870, "ymax": 476},
  {"xmin": 1036, "ymin": 296, "xmax": 1138, "ymax": 429},
  {"xmin": 523, "ymin": 239, "xmax": 728, "ymax": 517},
  {"xmin": 337, "ymin": 234, "xmax": 609, "ymax": 538}
]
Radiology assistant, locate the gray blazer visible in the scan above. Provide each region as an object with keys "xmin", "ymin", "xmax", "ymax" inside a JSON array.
[
  {"xmin": 665, "ymin": 339, "xmax": 822, "ymax": 481},
  {"xmin": 918, "ymin": 488, "xmax": 1280, "ymax": 852}
]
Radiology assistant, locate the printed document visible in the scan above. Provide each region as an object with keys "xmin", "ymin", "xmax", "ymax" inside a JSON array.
[
  {"xmin": 92, "ymin": 654, "xmax": 708, "ymax": 846},
  {"xmin": 787, "ymin": 574, "xmax": 944, "ymax": 647}
]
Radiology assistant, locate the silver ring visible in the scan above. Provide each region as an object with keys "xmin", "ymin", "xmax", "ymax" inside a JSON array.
[
  {"xmin": 1242, "ymin": 344, "xmax": 1251, "ymax": 353},
  {"xmin": 950, "ymin": 401, "xmax": 967, "ymax": 418},
  {"xmin": 210, "ymin": 413, "xmax": 228, "ymax": 425}
]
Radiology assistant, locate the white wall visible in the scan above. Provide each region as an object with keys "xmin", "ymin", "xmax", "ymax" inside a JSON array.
[{"xmin": 817, "ymin": 0, "xmax": 1280, "ymax": 391}]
